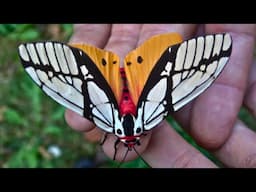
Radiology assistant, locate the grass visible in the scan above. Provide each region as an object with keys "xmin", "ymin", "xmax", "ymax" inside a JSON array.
[{"xmin": 0, "ymin": 24, "xmax": 255, "ymax": 168}]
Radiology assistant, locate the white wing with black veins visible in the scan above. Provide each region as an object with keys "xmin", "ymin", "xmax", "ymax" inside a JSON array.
[
  {"xmin": 135, "ymin": 33, "xmax": 232, "ymax": 131},
  {"xmin": 18, "ymin": 41, "xmax": 120, "ymax": 133}
]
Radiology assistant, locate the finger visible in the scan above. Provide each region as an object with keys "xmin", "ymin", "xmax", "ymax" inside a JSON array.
[
  {"xmin": 214, "ymin": 120, "xmax": 256, "ymax": 168},
  {"xmin": 84, "ymin": 127, "xmax": 104, "ymax": 143},
  {"xmin": 104, "ymin": 24, "xmax": 142, "ymax": 63},
  {"xmin": 178, "ymin": 24, "xmax": 256, "ymax": 150},
  {"xmin": 142, "ymin": 121, "xmax": 217, "ymax": 168},
  {"xmin": 69, "ymin": 24, "xmax": 111, "ymax": 47},
  {"xmin": 65, "ymin": 109, "xmax": 95, "ymax": 132},
  {"xmin": 244, "ymin": 60, "xmax": 256, "ymax": 116},
  {"xmin": 137, "ymin": 24, "xmax": 198, "ymax": 46}
]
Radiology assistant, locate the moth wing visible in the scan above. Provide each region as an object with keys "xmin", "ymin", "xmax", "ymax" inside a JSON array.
[
  {"xmin": 18, "ymin": 42, "xmax": 122, "ymax": 133},
  {"xmin": 124, "ymin": 33, "xmax": 183, "ymax": 105},
  {"xmin": 132, "ymin": 33, "xmax": 232, "ymax": 131}
]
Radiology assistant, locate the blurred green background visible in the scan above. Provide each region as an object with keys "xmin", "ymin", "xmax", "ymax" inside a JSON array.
[{"xmin": 0, "ymin": 24, "xmax": 255, "ymax": 168}]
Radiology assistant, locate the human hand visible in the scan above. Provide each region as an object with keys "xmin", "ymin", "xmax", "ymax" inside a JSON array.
[{"xmin": 65, "ymin": 24, "xmax": 256, "ymax": 168}]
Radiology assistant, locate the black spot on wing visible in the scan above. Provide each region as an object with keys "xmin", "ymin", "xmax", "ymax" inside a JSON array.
[
  {"xmin": 126, "ymin": 61, "xmax": 132, "ymax": 66},
  {"xmin": 137, "ymin": 56, "xmax": 143, "ymax": 64},
  {"xmin": 102, "ymin": 58, "xmax": 107, "ymax": 66}
]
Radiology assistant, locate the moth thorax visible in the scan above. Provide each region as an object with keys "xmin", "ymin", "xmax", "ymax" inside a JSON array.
[{"xmin": 121, "ymin": 114, "xmax": 135, "ymax": 136}]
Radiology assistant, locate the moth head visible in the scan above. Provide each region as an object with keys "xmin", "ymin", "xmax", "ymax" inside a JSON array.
[{"xmin": 114, "ymin": 114, "xmax": 141, "ymax": 146}]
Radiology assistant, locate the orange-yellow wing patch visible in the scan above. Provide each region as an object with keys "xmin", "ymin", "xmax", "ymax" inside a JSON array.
[
  {"xmin": 70, "ymin": 43, "xmax": 122, "ymax": 103},
  {"xmin": 124, "ymin": 33, "xmax": 183, "ymax": 105}
]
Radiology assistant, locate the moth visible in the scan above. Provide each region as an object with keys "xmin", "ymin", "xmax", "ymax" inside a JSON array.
[{"xmin": 18, "ymin": 32, "xmax": 232, "ymax": 159}]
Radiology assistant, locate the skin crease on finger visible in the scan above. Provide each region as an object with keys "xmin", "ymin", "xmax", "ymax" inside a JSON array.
[{"xmin": 63, "ymin": 25, "xmax": 254, "ymax": 167}]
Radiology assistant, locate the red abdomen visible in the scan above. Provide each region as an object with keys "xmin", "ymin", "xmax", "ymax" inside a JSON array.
[{"xmin": 119, "ymin": 68, "xmax": 136, "ymax": 115}]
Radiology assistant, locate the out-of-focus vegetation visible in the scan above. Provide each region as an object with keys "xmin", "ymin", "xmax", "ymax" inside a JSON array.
[{"xmin": 0, "ymin": 24, "xmax": 255, "ymax": 168}]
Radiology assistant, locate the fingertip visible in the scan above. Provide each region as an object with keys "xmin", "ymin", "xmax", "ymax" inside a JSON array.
[
  {"xmin": 190, "ymin": 85, "xmax": 238, "ymax": 150},
  {"xmin": 84, "ymin": 127, "xmax": 104, "ymax": 143},
  {"xmin": 65, "ymin": 109, "xmax": 95, "ymax": 132}
]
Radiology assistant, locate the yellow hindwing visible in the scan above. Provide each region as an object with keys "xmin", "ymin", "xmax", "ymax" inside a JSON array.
[{"xmin": 124, "ymin": 33, "xmax": 183, "ymax": 105}]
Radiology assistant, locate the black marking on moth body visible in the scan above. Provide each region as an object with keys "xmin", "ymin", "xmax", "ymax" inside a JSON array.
[{"xmin": 122, "ymin": 114, "xmax": 134, "ymax": 136}]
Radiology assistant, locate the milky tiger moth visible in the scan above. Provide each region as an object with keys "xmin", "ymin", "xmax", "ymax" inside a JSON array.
[{"xmin": 18, "ymin": 32, "xmax": 232, "ymax": 157}]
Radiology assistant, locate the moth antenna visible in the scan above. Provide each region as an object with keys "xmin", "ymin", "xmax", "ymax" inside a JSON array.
[
  {"xmin": 133, "ymin": 146, "xmax": 149, "ymax": 167},
  {"xmin": 117, "ymin": 147, "xmax": 130, "ymax": 168}
]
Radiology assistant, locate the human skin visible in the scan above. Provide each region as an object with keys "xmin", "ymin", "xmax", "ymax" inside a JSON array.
[{"xmin": 65, "ymin": 24, "xmax": 256, "ymax": 168}]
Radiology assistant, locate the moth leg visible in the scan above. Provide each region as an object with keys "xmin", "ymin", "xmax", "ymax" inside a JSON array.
[
  {"xmin": 100, "ymin": 132, "xmax": 109, "ymax": 146},
  {"xmin": 113, "ymin": 138, "xmax": 120, "ymax": 161}
]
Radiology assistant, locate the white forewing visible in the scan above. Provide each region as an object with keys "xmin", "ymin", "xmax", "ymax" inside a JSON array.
[
  {"xmin": 172, "ymin": 33, "xmax": 232, "ymax": 111},
  {"xmin": 87, "ymin": 81, "xmax": 115, "ymax": 132},
  {"xmin": 35, "ymin": 43, "xmax": 49, "ymax": 65},
  {"xmin": 136, "ymin": 78, "xmax": 169, "ymax": 131},
  {"xmin": 18, "ymin": 41, "xmax": 119, "ymax": 133},
  {"xmin": 19, "ymin": 42, "xmax": 86, "ymax": 117}
]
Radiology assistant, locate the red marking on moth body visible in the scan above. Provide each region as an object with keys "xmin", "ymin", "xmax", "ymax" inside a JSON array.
[
  {"xmin": 120, "ymin": 135, "xmax": 140, "ymax": 141},
  {"xmin": 120, "ymin": 135, "xmax": 140, "ymax": 148},
  {"xmin": 119, "ymin": 68, "xmax": 136, "ymax": 115}
]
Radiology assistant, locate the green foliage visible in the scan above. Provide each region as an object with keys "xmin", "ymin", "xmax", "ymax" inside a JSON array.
[
  {"xmin": 0, "ymin": 24, "xmax": 40, "ymax": 41},
  {"xmin": 239, "ymin": 107, "xmax": 256, "ymax": 131},
  {"xmin": 3, "ymin": 108, "xmax": 25, "ymax": 126},
  {"xmin": 43, "ymin": 125, "xmax": 63, "ymax": 136},
  {"xmin": 6, "ymin": 143, "xmax": 40, "ymax": 168}
]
